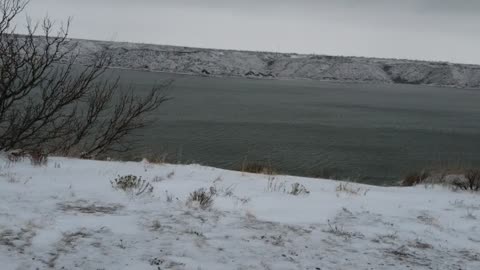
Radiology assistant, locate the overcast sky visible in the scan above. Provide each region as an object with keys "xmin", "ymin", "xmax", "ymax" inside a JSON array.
[{"xmin": 18, "ymin": 0, "xmax": 480, "ymax": 64}]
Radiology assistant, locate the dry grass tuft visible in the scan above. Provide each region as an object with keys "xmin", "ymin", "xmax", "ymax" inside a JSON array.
[
  {"xmin": 266, "ymin": 176, "xmax": 286, "ymax": 193},
  {"xmin": 111, "ymin": 175, "xmax": 153, "ymax": 196},
  {"xmin": 186, "ymin": 188, "xmax": 214, "ymax": 210},
  {"xmin": 289, "ymin": 182, "xmax": 310, "ymax": 196}
]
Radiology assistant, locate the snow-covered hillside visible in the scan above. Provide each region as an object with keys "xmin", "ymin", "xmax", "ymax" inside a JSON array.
[
  {"xmin": 66, "ymin": 39, "xmax": 480, "ymax": 89},
  {"xmin": 1, "ymin": 156, "xmax": 479, "ymax": 269}
]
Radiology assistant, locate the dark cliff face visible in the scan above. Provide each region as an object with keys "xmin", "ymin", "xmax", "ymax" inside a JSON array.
[{"xmin": 66, "ymin": 38, "xmax": 480, "ymax": 89}]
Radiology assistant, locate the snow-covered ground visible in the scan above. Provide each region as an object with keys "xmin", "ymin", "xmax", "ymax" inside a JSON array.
[{"xmin": 1, "ymin": 156, "xmax": 479, "ymax": 270}]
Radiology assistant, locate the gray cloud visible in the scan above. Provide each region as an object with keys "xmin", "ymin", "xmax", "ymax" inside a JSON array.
[
  {"xmin": 17, "ymin": 0, "xmax": 480, "ymax": 64},
  {"xmin": 109, "ymin": 0, "xmax": 480, "ymax": 14}
]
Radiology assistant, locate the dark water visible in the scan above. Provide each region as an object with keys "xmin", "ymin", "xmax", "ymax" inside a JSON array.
[{"xmin": 108, "ymin": 69, "xmax": 480, "ymax": 185}]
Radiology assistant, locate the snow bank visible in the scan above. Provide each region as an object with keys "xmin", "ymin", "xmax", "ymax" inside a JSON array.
[{"xmin": 1, "ymin": 157, "xmax": 479, "ymax": 269}]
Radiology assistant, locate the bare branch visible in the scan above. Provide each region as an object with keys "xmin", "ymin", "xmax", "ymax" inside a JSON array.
[{"xmin": 0, "ymin": 0, "xmax": 171, "ymax": 157}]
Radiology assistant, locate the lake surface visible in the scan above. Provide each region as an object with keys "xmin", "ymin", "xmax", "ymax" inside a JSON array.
[{"xmin": 109, "ymin": 69, "xmax": 480, "ymax": 185}]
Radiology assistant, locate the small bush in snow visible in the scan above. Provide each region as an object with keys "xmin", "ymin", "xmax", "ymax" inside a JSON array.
[
  {"xmin": 186, "ymin": 188, "xmax": 214, "ymax": 210},
  {"xmin": 289, "ymin": 183, "xmax": 310, "ymax": 196},
  {"xmin": 452, "ymin": 169, "xmax": 480, "ymax": 191},
  {"xmin": 465, "ymin": 169, "xmax": 480, "ymax": 191},
  {"xmin": 111, "ymin": 175, "xmax": 153, "ymax": 196},
  {"xmin": 28, "ymin": 149, "xmax": 48, "ymax": 166}
]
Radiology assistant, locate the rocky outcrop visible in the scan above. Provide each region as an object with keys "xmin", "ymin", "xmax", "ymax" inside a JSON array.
[{"xmin": 67, "ymin": 38, "xmax": 480, "ymax": 89}]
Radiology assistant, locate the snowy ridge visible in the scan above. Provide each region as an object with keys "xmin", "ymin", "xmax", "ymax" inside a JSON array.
[
  {"xmin": 67, "ymin": 39, "xmax": 480, "ymax": 89},
  {"xmin": 1, "ymin": 157, "xmax": 479, "ymax": 269}
]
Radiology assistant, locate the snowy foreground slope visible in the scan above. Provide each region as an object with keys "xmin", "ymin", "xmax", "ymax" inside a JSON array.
[
  {"xmin": 1, "ymin": 157, "xmax": 479, "ymax": 270},
  {"xmin": 63, "ymin": 38, "xmax": 480, "ymax": 89}
]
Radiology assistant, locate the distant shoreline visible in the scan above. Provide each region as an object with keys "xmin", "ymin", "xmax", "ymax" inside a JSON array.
[
  {"xmin": 106, "ymin": 65, "xmax": 480, "ymax": 91},
  {"xmin": 61, "ymin": 37, "xmax": 480, "ymax": 90}
]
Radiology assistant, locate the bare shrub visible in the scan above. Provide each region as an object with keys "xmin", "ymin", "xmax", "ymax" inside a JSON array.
[
  {"xmin": 28, "ymin": 149, "xmax": 48, "ymax": 166},
  {"xmin": 401, "ymin": 170, "xmax": 430, "ymax": 186},
  {"xmin": 289, "ymin": 182, "xmax": 310, "ymax": 196},
  {"xmin": 465, "ymin": 169, "xmax": 480, "ymax": 191},
  {"xmin": 186, "ymin": 188, "xmax": 214, "ymax": 210},
  {"xmin": 111, "ymin": 175, "xmax": 153, "ymax": 196},
  {"xmin": 0, "ymin": 0, "xmax": 171, "ymax": 157},
  {"xmin": 453, "ymin": 169, "xmax": 480, "ymax": 191}
]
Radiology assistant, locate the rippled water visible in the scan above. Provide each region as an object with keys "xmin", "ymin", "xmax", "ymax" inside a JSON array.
[{"xmin": 108, "ymin": 69, "xmax": 480, "ymax": 184}]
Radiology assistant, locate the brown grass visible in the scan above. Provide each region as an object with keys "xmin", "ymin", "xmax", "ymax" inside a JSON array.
[
  {"xmin": 241, "ymin": 160, "xmax": 276, "ymax": 175},
  {"xmin": 401, "ymin": 170, "xmax": 430, "ymax": 186}
]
